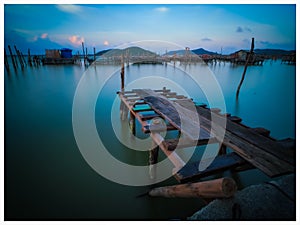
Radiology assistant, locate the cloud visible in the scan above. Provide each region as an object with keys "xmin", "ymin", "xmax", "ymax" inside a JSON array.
[
  {"xmin": 68, "ymin": 35, "xmax": 84, "ymax": 46},
  {"xmin": 103, "ymin": 40, "xmax": 109, "ymax": 46},
  {"xmin": 155, "ymin": 7, "xmax": 169, "ymax": 12},
  {"xmin": 56, "ymin": 4, "xmax": 82, "ymax": 14},
  {"xmin": 260, "ymin": 41, "xmax": 271, "ymax": 45},
  {"xmin": 245, "ymin": 27, "xmax": 252, "ymax": 32},
  {"xmin": 41, "ymin": 33, "xmax": 48, "ymax": 39},
  {"xmin": 201, "ymin": 38, "xmax": 212, "ymax": 42},
  {"xmin": 236, "ymin": 26, "xmax": 252, "ymax": 33},
  {"xmin": 236, "ymin": 26, "xmax": 243, "ymax": 33}
]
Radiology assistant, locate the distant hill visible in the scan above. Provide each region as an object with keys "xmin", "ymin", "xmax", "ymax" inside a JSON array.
[
  {"xmin": 96, "ymin": 49, "xmax": 111, "ymax": 56},
  {"xmin": 165, "ymin": 48, "xmax": 217, "ymax": 56},
  {"xmin": 254, "ymin": 49, "xmax": 295, "ymax": 56},
  {"xmin": 97, "ymin": 47, "xmax": 157, "ymax": 57},
  {"xmin": 192, "ymin": 48, "xmax": 218, "ymax": 55}
]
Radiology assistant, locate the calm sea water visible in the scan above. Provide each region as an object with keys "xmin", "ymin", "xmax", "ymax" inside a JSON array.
[{"xmin": 5, "ymin": 59, "xmax": 295, "ymax": 220}]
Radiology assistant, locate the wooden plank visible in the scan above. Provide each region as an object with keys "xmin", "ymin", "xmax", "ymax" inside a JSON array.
[
  {"xmin": 174, "ymin": 152, "xmax": 247, "ymax": 183},
  {"xmin": 164, "ymin": 136, "xmax": 218, "ymax": 151},
  {"xmin": 138, "ymin": 111, "xmax": 161, "ymax": 120},
  {"xmin": 196, "ymin": 106, "xmax": 295, "ymax": 166},
  {"xmin": 135, "ymin": 89, "xmax": 207, "ymax": 141},
  {"xmin": 194, "ymin": 110, "xmax": 295, "ymax": 177},
  {"xmin": 132, "ymin": 104, "xmax": 152, "ymax": 112}
]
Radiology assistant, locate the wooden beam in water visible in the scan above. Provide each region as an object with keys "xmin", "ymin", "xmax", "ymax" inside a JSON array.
[{"xmin": 149, "ymin": 177, "xmax": 237, "ymax": 198}]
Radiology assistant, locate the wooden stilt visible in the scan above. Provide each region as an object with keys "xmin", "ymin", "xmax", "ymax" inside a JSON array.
[
  {"xmin": 236, "ymin": 37, "xmax": 255, "ymax": 99},
  {"xmin": 93, "ymin": 47, "xmax": 96, "ymax": 61},
  {"xmin": 28, "ymin": 49, "xmax": 32, "ymax": 66},
  {"xmin": 4, "ymin": 48, "xmax": 10, "ymax": 72},
  {"xmin": 149, "ymin": 177, "xmax": 237, "ymax": 198},
  {"xmin": 14, "ymin": 46, "xmax": 24, "ymax": 69},
  {"xmin": 149, "ymin": 140, "xmax": 159, "ymax": 179},
  {"xmin": 20, "ymin": 51, "xmax": 27, "ymax": 66},
  {"xmin": 219, "ymin": 144, "xmax": 227, "ymax": 155},
  {"xmin": 129, "ymin": 112, "xmax": 136, "ymax": 136},
  {"xmin": 8, "ymin": 45, "xmax": 17, "ymax": 69}
]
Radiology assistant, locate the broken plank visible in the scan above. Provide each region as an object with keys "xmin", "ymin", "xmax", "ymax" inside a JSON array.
[{"xmin": 174, "ymin": 152, "xmax": 247, "ymax": 183}]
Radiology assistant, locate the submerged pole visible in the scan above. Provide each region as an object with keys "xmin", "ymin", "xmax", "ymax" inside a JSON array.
[{"xmin": 236, "ymin": 37, "xmax": 255, "ymax": 99}]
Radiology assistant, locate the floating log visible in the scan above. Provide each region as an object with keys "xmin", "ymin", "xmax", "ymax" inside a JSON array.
[{"xmin": 149, "ymin": 177, "xmax": 237, "ymax": 198}]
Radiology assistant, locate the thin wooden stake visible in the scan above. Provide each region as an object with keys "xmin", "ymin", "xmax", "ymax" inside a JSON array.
[{"xmin": 236, "ymin": 37, "xmax": 255, "ymax": 99}]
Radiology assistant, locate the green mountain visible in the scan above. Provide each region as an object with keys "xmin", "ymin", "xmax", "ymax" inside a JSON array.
[{"xmin": 97, "ymin": 47, "xmax": 157, "ymax": 57}]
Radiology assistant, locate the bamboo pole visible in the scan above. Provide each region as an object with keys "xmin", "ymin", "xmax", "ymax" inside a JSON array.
[
  {"xmin": 8, "ymin": 45, "xmax": 17, "ymax": 69},
  {"xmin": 149, "ymin": 177, "xmax": 237, "ymax": 198},
  {"xmin": 236, "ymin": 37, "xmax": 255, "ymax": 99}
]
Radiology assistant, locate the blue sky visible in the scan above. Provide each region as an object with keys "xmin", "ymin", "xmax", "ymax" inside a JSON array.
[{"xmin": 4, "ymin": 4, "xmax": 296, "ymax": 54}]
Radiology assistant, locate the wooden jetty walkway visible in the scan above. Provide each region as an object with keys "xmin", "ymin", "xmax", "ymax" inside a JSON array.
[{"xmin": 118, "ymin": 88, "xmax": 295, "ymax": 183}]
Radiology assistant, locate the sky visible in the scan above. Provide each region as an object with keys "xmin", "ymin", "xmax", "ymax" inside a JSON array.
[{"xmin": 4, "ymin": 4, "xmax": 296, "ymax": 54}]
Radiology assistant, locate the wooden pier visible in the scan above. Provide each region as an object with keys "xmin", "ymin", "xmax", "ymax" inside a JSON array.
[{"xmin": 118, "ymin": 88, "xmax": 295, "ymax": 183}]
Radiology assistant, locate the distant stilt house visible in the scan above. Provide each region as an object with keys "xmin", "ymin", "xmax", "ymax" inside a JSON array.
[
  {"xmin": 42, "ymin": 48, "xmax": 75, "ymax": 65},
  {"xmin": 230, "ymin": 50, "xmax": 264, "ymax": 65}
]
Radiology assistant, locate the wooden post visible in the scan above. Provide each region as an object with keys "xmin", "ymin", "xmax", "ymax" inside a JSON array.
[
  {"xmin": 8, "ymin": 45, "xmax": 17, "ymax": 69},
  {"xmin": 4, "ymin": 48, "xmax": 10, "ymax": 72},
  {"xmin": 93, "ymin": 47, "xmax": 96, "ymax": 61},
  {"xmin": 28, "ymin": 49, "xmax": 32, "ymax": 66},
  {"xmin": 120, "ymin": 61, "xmax": 125, "ymax": 91},
  {"xmin": 14, "ymin": 46, "xmax": 24, "ymax": 69},
  {"xmin": 236, "ymin": 37, "xmax": 255, "ymax": 99},
  {"xmin": 149, "ymin": 177, "xmax": 237, "ymax": 198},
  {"xmin": 149, "ymin": 140, "xmax": 159, "ymax": 179},
  {"xmin": 20, "ymin": 51, "xmax": 27, "ymax": 66},
  {"xmin": 82, "ymin": 42, "xmax": 85, "ymax": 65},
  {"xmin": 219, "ymin": 144, "xmax": 227, "ymax": 155},
  {"xmin": 120, "ymin": 102, "xmax": 128, "ymax": 121},
  {"xmin": 129, "ymin": 112, "xmax": 136, "ymax": 136}
]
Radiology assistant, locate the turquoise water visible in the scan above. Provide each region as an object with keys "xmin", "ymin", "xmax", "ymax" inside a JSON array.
[{"xmin": 5, "ymin": 59, "xmax": 295, "ymax": 220}]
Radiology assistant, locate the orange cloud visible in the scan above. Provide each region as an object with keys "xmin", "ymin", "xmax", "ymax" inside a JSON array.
[
  {"xmin": 68, "ymin": 35, "xmax": 84, "ymax": 46},
  {"xmin": 103, "ymin": 40, "xmax": 109, "ymax": 46},
  {"xmin": 41, "ymin": 33, "xmax": 48, "ymax": 39}
]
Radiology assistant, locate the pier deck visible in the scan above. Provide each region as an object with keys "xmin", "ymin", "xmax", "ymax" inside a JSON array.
[{"xmin": 118, "ymin": 88, "xmax": 295, "ymax": 183}]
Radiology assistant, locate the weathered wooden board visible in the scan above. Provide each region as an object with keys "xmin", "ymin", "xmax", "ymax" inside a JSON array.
[
  {"xmin": 174, "ymin": 152, "xmax": 247, "ymax": 183},
  {"xmin": 195, "ymin": 107, "xmax": 295, "ymax": 177},
  {"xmin": 135, "ymin": 89, "xmax": 213, "ymax": 141}
]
